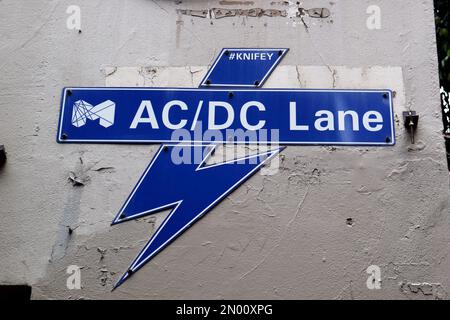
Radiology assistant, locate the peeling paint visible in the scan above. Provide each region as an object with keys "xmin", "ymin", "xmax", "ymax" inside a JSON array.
[
  {"xmin": 400, "ymin": 281, "xmax": 447, "ymax": 299},
  {"xmin": 219, "ymin": 0, "xmax": 255, "ymax": 5},
  {"xmin": 177, "ymin": 6, "xmax": 331, "ymax": 20},
  {"xmin": 212, "ymin": 8, "xmax": 287, "ymax": 18},
  {"xmin": 176, "ymin": 9, "xmax": 209, "ymax": 18}
]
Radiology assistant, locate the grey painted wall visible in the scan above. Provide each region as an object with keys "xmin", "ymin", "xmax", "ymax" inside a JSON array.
[{"xmin": 0, "ymin": 0, "xmax": 448, "ymax": 299}]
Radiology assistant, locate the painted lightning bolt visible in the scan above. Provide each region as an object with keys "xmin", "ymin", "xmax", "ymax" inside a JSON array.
[{"xmin": 112, "ymin": 144, "xmax": 283, "ymax": 289}]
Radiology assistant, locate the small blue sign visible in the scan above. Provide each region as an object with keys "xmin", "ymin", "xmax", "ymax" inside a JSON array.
[
  {"xmin": 58, "ymin": 88, "xmax": 395, "ymax": 146},
  {"xmin": 199, "ymin": 48, "xmax": 289, "ymax": 88}
]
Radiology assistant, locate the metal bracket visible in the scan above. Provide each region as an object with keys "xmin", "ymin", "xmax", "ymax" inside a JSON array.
[{"xmin": 403, "ymin": 111, "xmax": 419, "ymax": 144}]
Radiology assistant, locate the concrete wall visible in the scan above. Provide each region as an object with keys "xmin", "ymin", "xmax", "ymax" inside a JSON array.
[{"xmin": 0, "ymin": 0, "xmax": 448, "ymax": 299}]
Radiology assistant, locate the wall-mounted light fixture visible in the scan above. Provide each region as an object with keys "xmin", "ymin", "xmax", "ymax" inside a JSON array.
[{"xmin": 403, "ymin": 111, "xmax": 419, "ymax": 144}]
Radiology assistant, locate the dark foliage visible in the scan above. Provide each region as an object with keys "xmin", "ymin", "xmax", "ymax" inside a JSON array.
[{"xmin": 434, "ymin": 0, "xmax": 450, "ymax": 168}]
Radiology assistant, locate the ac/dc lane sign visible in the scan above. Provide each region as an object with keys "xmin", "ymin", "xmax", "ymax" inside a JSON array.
[
  {"xmin": 58, "ymin": 88, "xmax": 394, "ymax": 145},
  {"xmin": 57, "ymin": 48, "xmax": 395, "ymax": 289}
]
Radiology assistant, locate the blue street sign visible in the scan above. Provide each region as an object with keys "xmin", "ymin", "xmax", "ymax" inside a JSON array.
[
  {"xmin": 199, "ymin": 48, "xmax": 288, "ymax": 87},
  {"xmin": 57, "ymin": 48, "xmax": 398, "ymax": 290},
  {"xmin": 58, "ymin": 88, "xmax": 395, "ymax": 146}
]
